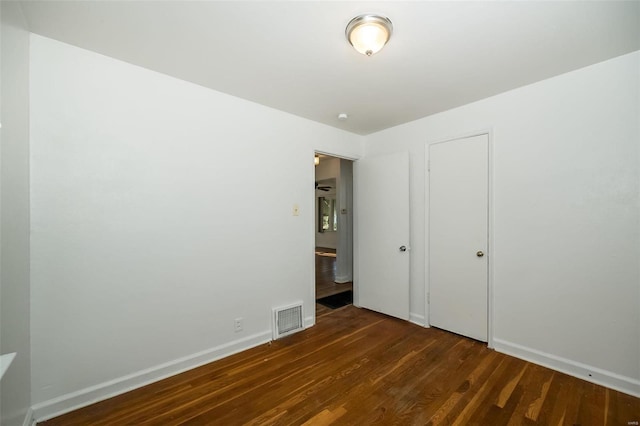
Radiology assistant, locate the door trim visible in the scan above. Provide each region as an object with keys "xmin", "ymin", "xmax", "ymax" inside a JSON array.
[{"xmin": 424, "ymin": 129, "xmax": 495, "ymax": 348}]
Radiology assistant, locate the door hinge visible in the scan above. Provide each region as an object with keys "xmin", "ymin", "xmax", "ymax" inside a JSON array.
[
  {"xmin": 427, "ymin": 292, "xmax": 430, "ymax": 303},
  {"xmin": 427, "ymin": 160, "xmax": 430, "ymax": 172}
]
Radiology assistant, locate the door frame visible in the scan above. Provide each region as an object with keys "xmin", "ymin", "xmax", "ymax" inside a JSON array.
[
  {"xmin": 310, "ymin": 149, "xmax": 359, "ymax": 327},
  {"xmin": 424, "ymin": 130, "xmax": 495, "ymax": 348}
]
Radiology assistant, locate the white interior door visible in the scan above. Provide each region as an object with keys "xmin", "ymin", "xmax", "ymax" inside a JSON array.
[
  {"xmin": 355, "ymin": 152, "xmax": 410, "ymax": 320},
  {"xmin": 429, "ymin": 134, "xmax": 488, "ymax": 341}
]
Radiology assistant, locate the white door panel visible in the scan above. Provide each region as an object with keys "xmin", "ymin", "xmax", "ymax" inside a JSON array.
[
  {"xmin": 355, "ymin": 152, "xmax": 410, "ymax": 320},
  {"xmin": 429, "ymin": 134, "xmax": 488, "ymax": 341}
]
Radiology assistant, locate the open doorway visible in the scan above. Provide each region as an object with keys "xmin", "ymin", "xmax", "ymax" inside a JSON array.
[{"xmin": 314, "ymin": 154, "xmax": 354, "ymax": 317}]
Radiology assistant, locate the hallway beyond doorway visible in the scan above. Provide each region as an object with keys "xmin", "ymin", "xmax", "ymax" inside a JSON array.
[{"xmin": 315, "ymin": 247, "xmax": 353, "ymax": 316}]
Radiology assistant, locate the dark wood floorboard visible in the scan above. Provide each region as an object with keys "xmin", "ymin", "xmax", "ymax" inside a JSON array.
[{"xmin": 40, "ymin": 306, "xmax": 640, "ymax": 425}]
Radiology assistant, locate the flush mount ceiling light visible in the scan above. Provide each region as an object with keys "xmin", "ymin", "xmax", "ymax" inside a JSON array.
[{"xmin": 345, "ymin": 14, "xmax": 393, "ymax": 56}]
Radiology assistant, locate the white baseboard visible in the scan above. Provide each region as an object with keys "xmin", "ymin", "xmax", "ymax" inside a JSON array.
[
  {"xmin": 334, "ymin": 275, "xmax": 351, "ymax": 284},
  {"xmin": 32, "ymin": 330, "xmax": 272, "ymax": 422},
  {"xmin": 493, "ymin": 338, "xmax": 640, "ymax": 398},
  {"xmin": 305, "ymin": 315, "xmax": 315, "ymax": 328},
  {"xmin": 21, "ymin": 407, "xmax": 35, "ymax": 426},
  {"xmin": 409, "ymin": 312, "xmax": 427, "ymax": 327}
]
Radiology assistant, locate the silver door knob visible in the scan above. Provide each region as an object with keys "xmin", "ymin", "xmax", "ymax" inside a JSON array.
[
  {"xmin": 399, "ymin": 246, "xmax": 407, "ymax": 252},
  {"xmin": 476, "ymin": 251, "xmax": 484, "ymax": 257}
]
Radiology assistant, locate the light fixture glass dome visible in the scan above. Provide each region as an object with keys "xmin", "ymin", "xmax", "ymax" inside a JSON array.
[{"xmin": 346, "ymin": 14, "xmax": 393, "ymax": 56}]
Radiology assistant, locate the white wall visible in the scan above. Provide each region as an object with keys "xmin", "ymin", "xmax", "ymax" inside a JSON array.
[
  {"xmin": 365, "ymin": 51, "xmax": 640, "ymax": 395},
  {"xmin": 0, "ymin": 2, "xmax": 32, "ymax": 425},
  {"xmin": 29, "ymin": 35, "xmax": 362, "ymax": 418}
]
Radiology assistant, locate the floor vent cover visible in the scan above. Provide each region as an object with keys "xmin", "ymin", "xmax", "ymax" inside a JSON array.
[{"xmin": 272, "ymin": 302, "xmax": 304, "ymax": 340}]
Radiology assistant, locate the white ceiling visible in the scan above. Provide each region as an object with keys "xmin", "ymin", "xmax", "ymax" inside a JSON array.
[{"xmin": 19, "ymin": 1, "xmax": 640, "ymax": 135}]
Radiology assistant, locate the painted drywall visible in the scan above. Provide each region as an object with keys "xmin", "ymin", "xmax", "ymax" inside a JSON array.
[
  {"xmin": 29, "ymin": 34, "xmax": 362, "ymax": 415},
  {"xmin": 0, "ymin": 2, "xmax": 32, "ymax": 425},
  {"xmin": 364, "ymin": 51, "xmax": 640, "ymax": 394}
]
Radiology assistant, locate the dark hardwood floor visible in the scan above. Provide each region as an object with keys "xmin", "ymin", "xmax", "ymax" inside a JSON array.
[{"xmin": 41, "ymin": 306, "xmax": 639, "ymax": 425}]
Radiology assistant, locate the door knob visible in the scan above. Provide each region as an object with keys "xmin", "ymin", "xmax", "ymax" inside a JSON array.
[
  {"xmin": 399, "ymin": 246, "xmax": 407, "ymax": 252},
  {"xmin": 476, "ymin": 251, "xmax": 484, "ymax": 257}
]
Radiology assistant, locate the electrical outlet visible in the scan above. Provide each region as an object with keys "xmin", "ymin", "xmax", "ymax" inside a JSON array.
[
  {"xmin": 292, "ymin": 204, "xmax": 300, "ymax": 216},
  {"xmin": 234, "ymin": 317, "xmax": 243, "ymax": 332}
]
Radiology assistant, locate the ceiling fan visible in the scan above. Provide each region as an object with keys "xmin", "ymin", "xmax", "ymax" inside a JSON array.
[{"xmin": 315, "ymin": 182, "xmax": 332, "ymax": 192}]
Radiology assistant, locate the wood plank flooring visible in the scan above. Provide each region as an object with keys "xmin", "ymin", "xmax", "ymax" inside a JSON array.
[{"xmin": 41, "ymin": 306, "xmax": 639, "ymax": 425}]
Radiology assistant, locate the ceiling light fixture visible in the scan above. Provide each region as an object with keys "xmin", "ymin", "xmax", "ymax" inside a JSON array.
[
  {"xmin": 315, "ymin": 156, "xmax": 320, "ymax": 166},
  {"xmin": 346, "ymin": 14, "xmax": 393, "ymax": 56}
]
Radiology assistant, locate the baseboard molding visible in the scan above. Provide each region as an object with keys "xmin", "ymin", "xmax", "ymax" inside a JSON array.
[
  {"xmin": 334, "ymin": 275, "xmax": 351, "ymax": 284},
  {"xmin": 493, "ymin": 338, "xmax": 640, "ymax": 398},
  {"xmin": 409, "ymin": 312, "xmax": 427, "ymax": 327},
  {"xmin": 305, "ymin": 315, "xmax": 315, "ymax": 328},
  {"xmin": 32, "ymin": 330, "xmax": 272, "ymax": 422},
  {"xmin": 22, "ymin": 407, "xmax": 35, "ymax": 426}
]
